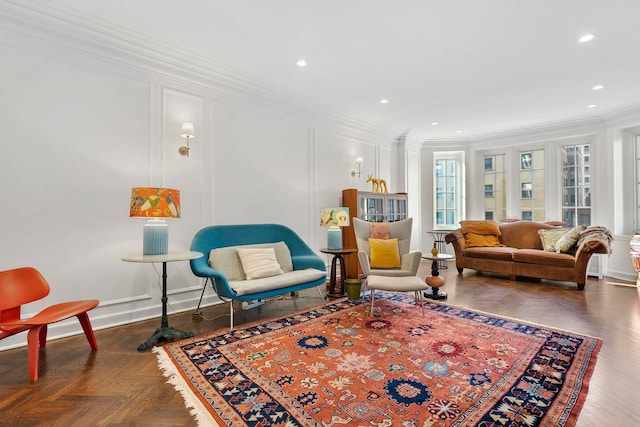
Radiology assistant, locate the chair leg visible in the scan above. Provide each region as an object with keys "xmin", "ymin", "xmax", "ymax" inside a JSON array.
[
  {"xmin": 194, "ymin": 278, "xmax": 210, "ymax": 315},
  {"xmin": 38, "ymin": 324, "xmax": 48, "ymax": 348},
  {"xmin": 315, "ymin": 286, "xmax": 326, "ymax": 305},
  {"xmin": 229, "ymin": 301, "xmax": 234, "ymax": 331},
  {"xmin": 369, "ymin": 290, "xmax": 375, "ymax": 316},
  {"xmin": 27, "ymin": 325, "xmax": 46, "ymax": 381},
  {"xmin": 77, "ymin": 312, "xmax": 98, "ymax": 350}
]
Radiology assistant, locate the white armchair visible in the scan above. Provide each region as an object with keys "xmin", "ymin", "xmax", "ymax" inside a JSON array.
[{"xmin": 352, "ymin": 217, "xmax": 422, "ymax": 278}]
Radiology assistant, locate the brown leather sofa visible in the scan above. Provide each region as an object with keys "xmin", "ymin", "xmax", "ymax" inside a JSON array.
[{"xmin": 445, "ymin": 220, "xmax": 612, "ymax": 290}]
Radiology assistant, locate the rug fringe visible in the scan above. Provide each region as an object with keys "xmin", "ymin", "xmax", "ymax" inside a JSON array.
[{"xmin": 153, "ymin": 346, "xmax": 218, "ymax": 426}]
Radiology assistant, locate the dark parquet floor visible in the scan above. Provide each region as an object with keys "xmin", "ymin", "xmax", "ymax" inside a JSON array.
[{"xmin": 1, "ymin": 260, "xmax": 639, "ymax": 426}]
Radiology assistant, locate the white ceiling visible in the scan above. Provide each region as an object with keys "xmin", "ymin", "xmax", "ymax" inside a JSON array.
[{"xmin": 49, "ymin": 0, "xmax": 640, "ymax": 141}]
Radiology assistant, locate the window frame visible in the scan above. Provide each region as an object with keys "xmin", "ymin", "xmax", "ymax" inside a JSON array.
[
  {"xmin": 561, "ymin": 142, "xmax": 592, "ymax": 227},
  {"xmin": 476, "ymin": 138, "xmax": 593, "ymax": 224},
  {"xmin": 433, "ymin": 151, "xmax": 465, "ymax": 230}
]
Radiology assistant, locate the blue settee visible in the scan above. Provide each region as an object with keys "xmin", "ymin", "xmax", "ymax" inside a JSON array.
[{"xmin": 190, "ymin": 224, "xmax": 327, "ymax": 329}]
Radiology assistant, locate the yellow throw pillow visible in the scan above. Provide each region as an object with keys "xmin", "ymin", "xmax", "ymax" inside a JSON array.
[
  {"xmin": 464, "ymin": 233, "xmax": 503, "ymax": 248},
  {"xmin": 460, "ymin": 220, "xmax": 501, "ymax": 236},
  {"xmin": 460, "ymin": 220, "xmax": 504, "ymax": 247},
  {"xmin": 369, "ymin": 238, "xmax": 401, "ymax": 268}
]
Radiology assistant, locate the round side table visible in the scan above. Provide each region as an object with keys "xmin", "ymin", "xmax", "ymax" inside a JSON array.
[
  {"xmin": 429, "ymin": 230, "xmax": 453, "ymax": 269},
  {"xmin": 122, "ymin": 250, "xmax": 203, "ymax": 350},
  {"xmin": 421, "ymin": 253, "xmax": 453, "ymax": 300},
  {"xmin": 320, "ymin": 248, "xmax": 357, "ymax": 298}
]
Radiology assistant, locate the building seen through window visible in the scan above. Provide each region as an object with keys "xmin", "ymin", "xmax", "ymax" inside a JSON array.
[{"xmin": 561, "ymin": 144, "xmax": 591, "ymax": 227}]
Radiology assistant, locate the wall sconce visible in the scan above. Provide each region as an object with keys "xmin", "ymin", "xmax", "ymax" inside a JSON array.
[
  {"xmin": 179, "ymin": 122, "xmax": 194, "ymax": 157},
  {"xmin": 351, "ymin": 157, "xmax": 364, "ymax": 177}
]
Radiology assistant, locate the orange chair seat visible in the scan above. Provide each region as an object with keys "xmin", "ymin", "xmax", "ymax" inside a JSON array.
[
  {"xmin": 0, "ymin": 300, "xmax": 99, "ymax": 329},
  {"xmin": 0, "ymin": 267, "xmax": 99, "ymax": 381}
]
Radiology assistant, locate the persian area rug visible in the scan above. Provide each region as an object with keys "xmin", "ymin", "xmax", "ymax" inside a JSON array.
[{"xmin": 154, "ymin": 293, "xmax": 601, "ymax": 427}]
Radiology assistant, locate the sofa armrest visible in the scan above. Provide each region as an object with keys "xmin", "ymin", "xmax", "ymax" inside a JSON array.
[
  {"xmin": 292, "ymin": 255, "xmax": 326, "ymax": 272},
  {"xmin": 358, "ymin": 250, "xmax": 422, "ymax": 276},
  {"xmin": 190, "ymin": 255, "xmax": 215, "ymax": 278},
  {"xmin": 445, "ymin": 229, "xmax": 465, "ymax": 247},
  {"xmin": 445, "ymin": 229, "xmax": 465, "ymax": 264},
  {"xmin": 402, "ymin": 251, "xmax": 423, "ymax": 275},
  {"xmin": 572, "ymin": 237, "xmax": 610, "ymax": 290},
  {"xmin": 190, "ymin": 257, "xmax": 237, "ymax": 299},
  {"xmin": 575, "ymin": 237, "xmax": 610, "ymax": 259}
]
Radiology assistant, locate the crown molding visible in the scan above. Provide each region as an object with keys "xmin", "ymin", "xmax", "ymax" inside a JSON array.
[
  {"xmin": 603, "ymin": 104, "xmax": 640, "ymax": 129},
  {"xmin": 422, "ymin": 114, "xmax": 612, "ymax": 148},
  {"xmin": 8, "ymin": 2, "xmax": 635, "ymax": 148},
  {"xmin": 0, "ymin": 1, "xmax": 401, "ymax": 143}
]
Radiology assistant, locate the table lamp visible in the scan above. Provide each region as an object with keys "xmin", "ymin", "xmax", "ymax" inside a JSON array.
[
  {"xmin": 130, "ymin": 187, "xmax": 181, "ymax": 255},
  {"xmin": 320, "ymin": 207, "xmax": 350, "ymax": 250}
]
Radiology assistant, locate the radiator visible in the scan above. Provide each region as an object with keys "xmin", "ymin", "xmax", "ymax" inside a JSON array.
[{"xmin": 588, "ymin": 254, "xmax": 606, "ymax": 279}]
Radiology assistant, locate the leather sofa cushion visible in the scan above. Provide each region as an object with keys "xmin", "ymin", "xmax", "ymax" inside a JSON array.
[
  {"xmin": 499, "ymin": 221, "xmax": 555, "ymax": 249},
  {"xmin": 463, "ymin": 246, "xmax": 517, "ymax": 261},
  {"xmin": 512, "ymin": 249, "xmax": 575, "ymax": 268}
]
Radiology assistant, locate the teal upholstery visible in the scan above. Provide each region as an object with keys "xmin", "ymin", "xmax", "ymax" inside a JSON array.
[{"xmin": 190, "ymin": 224, "xmax": 327, "ymax": 328}]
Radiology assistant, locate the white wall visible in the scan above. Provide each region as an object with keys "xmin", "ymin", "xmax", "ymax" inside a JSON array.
[{"xmin": 0, "ymin": 6, "xmax": 415, "ymax": 350}]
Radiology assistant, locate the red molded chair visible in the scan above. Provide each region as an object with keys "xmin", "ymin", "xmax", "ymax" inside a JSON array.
[{"xmin": 0, "ymin": 267, "xmax": 99, "ymax": 381}]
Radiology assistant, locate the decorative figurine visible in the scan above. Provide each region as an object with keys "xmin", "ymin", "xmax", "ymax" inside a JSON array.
[
  {"xmin": 366, "ymin": 174, "xmax": 388, "ymax": 193},
  {"xmin": 431, "ymin": 242, "xmax": 439, "ymax": 257}
]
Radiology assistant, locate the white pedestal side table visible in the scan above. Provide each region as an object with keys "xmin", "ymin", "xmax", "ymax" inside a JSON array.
[{"xmin": 122, "ymin": 250, "xmax": 203, "ymax": 351}]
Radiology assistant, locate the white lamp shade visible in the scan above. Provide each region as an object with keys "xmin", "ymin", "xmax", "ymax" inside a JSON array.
[{"xmin": 181, "ymin": 122, "xmax": 194, "ymax": 138}]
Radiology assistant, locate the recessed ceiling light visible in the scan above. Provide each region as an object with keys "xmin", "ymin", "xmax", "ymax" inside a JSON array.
[
  {"xmin": 431, "ymin": 122, "xmax": 439, "ymax": 126},
  {"xmin": 456, "ymin": 130, "xmax": 463, "ymax": 133},
  {"xmin": 296, "ymin": 59, "xmax": 307, "ymax": 67},
  {"xmin": 587, "ymin": 104, "xmax": 598, "ymax": 108},
  {"xmin": 592, "ymin": 85, "xmax": 604, "ymax": 91},
  {"xmin": 379, "ymin": 99, "xmax": 389, "ymax": 104},
  {"xmin": 579, "ymin": 34, "xmax": 594, "ymax": 43}
]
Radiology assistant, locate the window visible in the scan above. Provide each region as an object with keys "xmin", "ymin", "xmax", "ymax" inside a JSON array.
[
  {"xmin": 484, "ymin": 157, "xmax": 494, "ymax": 171},
  {"xmin": 562, "ymin": 143, "xmax": 591, "ymax": 227},
  {"xmin": 485, "ymin": 184, "xmax": 494, "ymax": 197},
  {"xmin": 519, "ymin": 149, "xmax": 545, "ymax": 221},
  {"xmin": 476, "ymin": 144, "xmax": 597, "ymax": 226},
  {"xmin": 483, "ymin": 154, "xmax": 506, "ymax": 222},
  {"xmin": 434, "ymin": 151, "xmax": 464, "ymax": 229}
]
